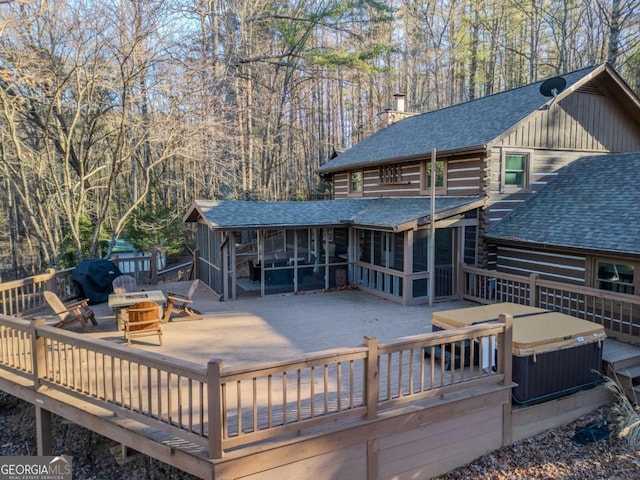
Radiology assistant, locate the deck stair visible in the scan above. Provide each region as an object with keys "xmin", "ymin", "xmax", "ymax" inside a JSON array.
[{"xmin": 602, "ymin": 339, "xmax": 640, "ymax": 404}]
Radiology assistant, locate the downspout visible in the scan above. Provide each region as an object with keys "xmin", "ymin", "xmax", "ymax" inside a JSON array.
[{"xmin": 429, "ymin": 148, "xmax": 436, "ymax": 307}]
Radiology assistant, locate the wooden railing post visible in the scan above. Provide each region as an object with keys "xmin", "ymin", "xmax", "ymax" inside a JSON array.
[
  {"xmin": 44, "ymin": 268, "xmax": 56, "ymax": 294},
  {"xmin": 528, "ymin": 274, "xmax": 538, "ymax": 307},
  {"xmin": 30, "ymin": 318, "xmax": 47, "ymax": 389},
  {"xmin": 457, "ymin": 261, "xmax": 465, "ymax": 300},
  {"xmin": 150, "ymin": 251, "xmax": 158, "ymax": 285},
  {"xmin": 364, "ymin": 336, "xmax": 379, "ymax": 420},
  {"xmin": 498, "ymin": 313, "xmax": 514, "ymax": 447},
  {"xmin": 207, "ymin": 359, "xmax": 224, "ymax": 459},
  {"xmin": 189, "ymin": 248, "xmax": 200, "ymax": 280},
  {"xmin": 497, "ymin": 314, "xmax": 513, "ymax": 386}
]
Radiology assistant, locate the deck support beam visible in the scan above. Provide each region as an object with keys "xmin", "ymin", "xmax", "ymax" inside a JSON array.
[{"xmin": 35, "ymin": 405, "xmax": 53, "ymax": 456}]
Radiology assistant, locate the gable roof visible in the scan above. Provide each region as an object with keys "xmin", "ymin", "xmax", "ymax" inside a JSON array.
[
  {"xmin": 318, "ymin": 65, "xmax": 609, "ymax": 173},
  {"xmin": 484, "ymin": 152, "xmax": 640, "ymax": 256},
  {"xmin": 184, "ymin": 196, "xmax": 485, "ymax": 232}
]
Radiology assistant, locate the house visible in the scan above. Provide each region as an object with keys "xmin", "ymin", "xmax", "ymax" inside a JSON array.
[
  {"xmin": 484, "ymin": 152, "xmax": 640, "ymax": 295},
  {"xmin": 109, "ymin": 238, "xmax": 166, "ymax": 274},
  {"xmin": 185, "ymin": 63, "xmax": 640, "ymax": 304}
]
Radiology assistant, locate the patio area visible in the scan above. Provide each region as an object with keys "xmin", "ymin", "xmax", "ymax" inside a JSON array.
[{"xmin": 74, "ymin": 281, "xmax": 475, "ymax": 369}]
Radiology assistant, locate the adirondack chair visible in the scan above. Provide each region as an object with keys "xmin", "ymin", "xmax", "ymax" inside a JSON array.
[
  {"xmin": 123, "ymin": 301, "xmax": 163, "ymax": 346},
  {"xmin": 112, "ymin": 275, "xmax": 138, "ymax": 294},
  {"xmin": 162, "ymin": 280, "xmax": 201, "ymax": 323},
  {"xmin": 44, "ymin": 291, "xmax": 97, "ymax": 333}
]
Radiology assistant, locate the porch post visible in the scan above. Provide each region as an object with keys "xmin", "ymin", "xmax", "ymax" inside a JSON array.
[
  {"xmin": 324, "ymin": 228, "xmax": 330, "ymax": 290},
  {"xmin": 404, "ymin": 230, "xmax": 413, "ymax": 305},
  {"xmin": 428, "ymin": 147, "xmax": 437, "ymax": 306},
  {"xmin": 221, "ymin": 233, "xmax": 229, "ymax": 301},
  {"xmin": 230, "ymin": 234, "xmax": 237, "ymax": 300},
  {"xmin": 347, "ymin": 228, "xmax": 354, "ymax": 284},
  {"xmin": 259, "ymin": 230, "xmax": 265, "ymax": 297}
]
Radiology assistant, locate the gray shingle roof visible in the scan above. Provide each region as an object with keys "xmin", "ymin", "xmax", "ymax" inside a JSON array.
[
  {"xmin": 484, "ymin": 152, "xmax": 640, "ymax": 256},
  {"xmin": 187, "ymin": 197, "xmax": 483, "ymax": 231},
  {"xmin": 318, "ymin": 65, "xmax": 601, "ymax": 173}
]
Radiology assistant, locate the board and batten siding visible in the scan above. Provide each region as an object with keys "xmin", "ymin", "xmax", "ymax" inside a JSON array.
[
  {"xmin": 499, "ymin": 89, "xmax": 640, "ymax": 151},
  {"xmin": 486, "ymin": 148, "xmax": 602, "ymax": 226},
  {"xmin": 496, "ymin": 246, "xmax": 586, "ymax": 285}
]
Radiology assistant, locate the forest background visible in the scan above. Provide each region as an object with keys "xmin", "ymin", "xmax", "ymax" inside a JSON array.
[{"xmin": 0, "ymin": 0, "xmax": 638, "ymax": 277}]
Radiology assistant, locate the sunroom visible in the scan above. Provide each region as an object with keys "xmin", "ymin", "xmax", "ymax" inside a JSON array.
[{"xmin": 183, "ymin": 197, "xmax": 485, "ymax": 305}]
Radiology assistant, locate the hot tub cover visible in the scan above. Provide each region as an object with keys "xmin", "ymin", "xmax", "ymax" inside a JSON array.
[
  {"xmin": 431, "ymin": 302, "xmax": 548, "ymax": 328},
  {"xmin": 432, "ymin": 303, "xmax": 606, "ymax": 355},
  {"xmin": 511, "ymin": 312, "xmax": 605, "ymax": 356}
]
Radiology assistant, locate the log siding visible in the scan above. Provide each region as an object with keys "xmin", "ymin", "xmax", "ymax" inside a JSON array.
[
  {"xmin": 332, "ymin": 156, "xmax": 483, "ymax": 199},
  {"xmin": 495, "ymin": 246, "xmax": 586, "ymax": 285}
]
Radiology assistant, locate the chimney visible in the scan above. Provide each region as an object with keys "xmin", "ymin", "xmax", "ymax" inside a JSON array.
[
  {"xmin": 379, "ymin": 93, "xmax": 415, "ymax": 129},
  {"xmin": 394, "ymin": 93, "xmax": 406, "ymax": 113}
]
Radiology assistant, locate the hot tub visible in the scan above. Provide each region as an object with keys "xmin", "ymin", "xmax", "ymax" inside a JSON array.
[
  {"xmin": 430, "ymin": 303, "xmax": 549, "ymax": 369},
  {"xmin": 431, "ymin": 303, "xmax": 606, "ymax": 405}
]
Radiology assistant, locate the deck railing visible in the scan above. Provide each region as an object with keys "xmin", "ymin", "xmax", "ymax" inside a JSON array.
[
  {"xmin": 205, "ymin": 318, "xmax": 511, "ymax": 457},
  {"xmin": 0, "ymin": 260, "xmax": 193, "ymax": 318},
  {"xmin": 0, "ymin": 268, "xmax": 75, "ymax": 316},
  {"xmin": 0, "ymin": 316, "xmax": 209, "ymax": 447},
  {"xmin": 0, "ymin": 312, "xmax": 512, "ymax": 460},
  {"xmin": 462, "ymin": 265, "xmax": 640, "ymax": 343},
  {"xmin": 109, "ymin": 254, "xmax": 193, "ymax": 285}
]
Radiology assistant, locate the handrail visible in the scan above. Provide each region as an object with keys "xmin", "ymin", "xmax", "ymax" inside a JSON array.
[
  {"xmin": 462, "ymin": 264, "xmax": 640, "ymax": 343},
  {"xmin": 0, "ymin": 312, "xmax": 511, "ymax": 460},
  {"xmin": 1, "ymin": 260, "xmax": 193, "ymax": 318},
  {"xmin": 210, "ymin": 319, "xmax": 510, "ymax": 456},
  {"xmin": 0, "ymin": 268, "xmax": 61, "ymax": 316},
  {"xmin": 0, "ymin": 314, "xmax": 209, "ymax": 448}
]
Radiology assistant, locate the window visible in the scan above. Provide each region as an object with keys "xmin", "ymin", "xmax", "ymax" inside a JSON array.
[
  {"xmin": 596, "ymin": 261, "xmax": 635, "ymax": 294},
  {"xmin": 379, "ymin": 165, "xmax": 402, "ymax": 184},
  {"xmin": 502, "ymin": 152, "xmax": 531, "ymax": 190},
  {"xmin": 349, "ymin": 170, "xmax": 363, "ymax": 194},
  {"xmin": 422, "ymin": 159, "xmax": 445, "ymax": 194}
]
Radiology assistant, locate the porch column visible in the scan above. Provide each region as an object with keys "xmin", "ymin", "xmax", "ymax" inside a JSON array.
[
  {"xmin": 222, "ymin": 232, "xmax": 229, "ymax": 301},
  {"xmin": 348, "ymin": 228, "xmax": 355, "ymax": 284},
  {"xmin": 230, "ymin": 234, "xmax": 237, "ymax": 300},
  {"xmin": 404, "ymin": 230, "xmax": 413, "ymax": 305}
]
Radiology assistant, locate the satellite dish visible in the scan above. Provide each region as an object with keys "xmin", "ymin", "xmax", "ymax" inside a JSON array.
[{"xmin": 539, "ymin": 76, "xmax": 567, "ymax": 97}]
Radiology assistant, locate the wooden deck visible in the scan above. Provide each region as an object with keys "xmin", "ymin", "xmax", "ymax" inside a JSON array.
[{"xmin": 2, "ymin": 270, "xmax": 637, "ymax": 479}]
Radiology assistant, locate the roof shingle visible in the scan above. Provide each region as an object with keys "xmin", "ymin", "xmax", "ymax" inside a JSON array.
[
  {"xmin": 187, "ymin": 197, "xmax": 483, "ymax": 231},
  {"xmin": 318, "ymin": 65, "xmax": 601, "ymax": 173},
  {"xmin": 484, "ymin": 152, "xmax": 640, "ymax": 255}
]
